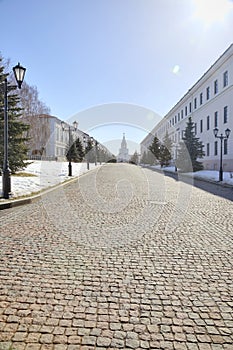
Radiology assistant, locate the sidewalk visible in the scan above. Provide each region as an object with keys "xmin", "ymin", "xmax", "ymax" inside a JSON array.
[{"xmin": 142, "ymin": 164, "xmax": 233, "ymax": 187}]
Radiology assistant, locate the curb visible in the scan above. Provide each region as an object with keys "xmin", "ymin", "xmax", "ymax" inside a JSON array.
[{"xmin": 0, "ymin": 166, "xmax": 98, "ymax": 210}]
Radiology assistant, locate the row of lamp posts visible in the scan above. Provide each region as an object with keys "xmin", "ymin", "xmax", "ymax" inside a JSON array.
[
  {"xmin": 58, "ymin": 127, "xmax": 99, "ymax": 176},
  {"xmin": 1, "ymin": 64, "xmax": 231, "ymax": 199},
  {"xmin": 61, "ymin": 121, "xmax": 78, "ymax": 176}
]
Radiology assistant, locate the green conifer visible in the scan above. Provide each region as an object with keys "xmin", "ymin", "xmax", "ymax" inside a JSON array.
[
  {"xmin": 177, "ymin": 117, "xmax": 205, "ymax": 172},
  {"xmin": 159, "ymin": 131, "xmax": 173, "ymax": 167},
  {"xmin": 0, "ymin": 58, "xmax": 29, "ymax": 173}
]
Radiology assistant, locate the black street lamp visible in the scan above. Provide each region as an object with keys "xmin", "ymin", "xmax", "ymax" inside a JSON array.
[
  {"xmin": 213, "ymin": 127, "xmax": 231, "ymax": 181},
  {"xmin": 1, "ymin": 62, "xmax": 26, "ymax": 199},
  {"xmin": 61, "ymin": 121, "xmax": 78, "ymax": 176}
]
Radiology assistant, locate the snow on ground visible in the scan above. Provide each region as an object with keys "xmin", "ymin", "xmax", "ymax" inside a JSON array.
[
  {"xmin": 148, "ymin": 165, "xmax": 233, "ymax": 186},
  {"xmin": 0, "ymin": 160, "xmax": 98, "ymax": 199}
]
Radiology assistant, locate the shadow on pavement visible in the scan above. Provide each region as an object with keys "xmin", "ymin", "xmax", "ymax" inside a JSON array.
[{"xmin": 144, "ymin": 166, "xmax": 233, "ymax": 202}]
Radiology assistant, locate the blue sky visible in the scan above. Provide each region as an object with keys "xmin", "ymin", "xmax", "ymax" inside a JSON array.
[{"xmin": 1, "ymin": 0, "xmax": 233, "ymax": 155}]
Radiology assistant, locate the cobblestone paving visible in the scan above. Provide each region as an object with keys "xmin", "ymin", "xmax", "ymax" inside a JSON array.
[{"xmin": 0, "ymin": 164, "xmax": 232, "ymax": 350}]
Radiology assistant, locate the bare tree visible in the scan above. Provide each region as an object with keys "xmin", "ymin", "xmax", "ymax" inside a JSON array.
[
  {"xmin": 0, "ymin": 52, "xmax": 50, "ymax": 119},
  {"xmin": 18, "ymin": 82, "xmax": 50, "ymax": 118}
]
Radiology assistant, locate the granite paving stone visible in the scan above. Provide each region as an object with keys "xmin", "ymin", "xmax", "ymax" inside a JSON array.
[{"xmin": 0, "ymin": 164, "xmax": 232, "ymax": 348}]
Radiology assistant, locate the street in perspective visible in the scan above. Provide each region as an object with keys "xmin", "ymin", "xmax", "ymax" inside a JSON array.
[
  {"xmin": 1, "ymin": 1, "xmax": 233, "ymax": 349},
  {"xmin": 0, "ymin": 164, "xmax": 232, "ymax": 350}
]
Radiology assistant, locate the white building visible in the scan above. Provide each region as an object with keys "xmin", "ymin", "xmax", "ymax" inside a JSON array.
[
  {"xmin": 117, "ymin": 134, "xmax": 130, "ymax": 162},
  {"xmin": 141, "ymin": 44, "xmax": 233, "ymax": 171},
  {"xmin": 23, "ymin": 114, "xmax": 85, "ymax": 160}
]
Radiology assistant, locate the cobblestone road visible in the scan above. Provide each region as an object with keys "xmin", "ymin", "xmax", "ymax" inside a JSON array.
[{"xmin": 0, "ymin": 164, "xmax": 232, "ymax": 350}]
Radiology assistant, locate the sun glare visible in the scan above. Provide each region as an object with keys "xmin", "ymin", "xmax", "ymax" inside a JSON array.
[
  {"xmin": 193, "ymin": 0, "xmax": 233, "ymax": 26},
  {"xmin": 172, "ymin": 65, "xmax": 180, "ymax": 75}
]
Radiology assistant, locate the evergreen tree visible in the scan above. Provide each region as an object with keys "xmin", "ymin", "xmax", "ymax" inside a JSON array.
[
  {"xmin": 85, "ymin": 139, "xmax": 95, "ymax": 163},
  {"xmin": 66, "ymin": 136, "xmax": 75, "ymax": 162},
  {"xmin": 159, "ymin": 131, "xmax": 173, "ymax": 167},
  {"xmin": 74, "ymin": 138, "xmax": 85, "ymax": 162},
  {"xmin": 145, "ymin": 150, "xmax": 156, "ymax": 165},
  {"xmin": 129, "ymin": 151, "xmax": 139, "ymax": 165},
  {"xmin": 98, "ymin": 148, "xmax": 107, "ymax": 163},
  {"xmin": 177, "ymin": 117, "xmax": 205, "ymax": 172},
  {"xmin": 0, "ymin": 57, "xmax": 29, "ymax": 173},
  {"xmin": 140, "ymin": 151, "xmax": 148, "ymax": 164},
  {"xmin": 66, "ymin": 137, "xmax": 85, "ymax": 163},
  {"xmin": 149, "ymin": 136, "xmax": 161, "ymax": 163}
]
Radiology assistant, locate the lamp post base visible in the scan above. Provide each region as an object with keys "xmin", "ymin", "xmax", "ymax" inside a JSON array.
[
  {"xmin": 68, "ymin": 162, "xmax": 72, "ymax": 176},
  {"xmin": 2, "ymin": 168, "xmax": 11, "ymax": 199},
  {"xmin": 219, "ymin": 169, "xmax": 223, "ymax": 182}
]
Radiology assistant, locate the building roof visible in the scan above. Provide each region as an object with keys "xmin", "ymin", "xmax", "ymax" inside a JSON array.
[{"xmin": 164, "ymin": 43, "xmax": 233, "ymax": 119}]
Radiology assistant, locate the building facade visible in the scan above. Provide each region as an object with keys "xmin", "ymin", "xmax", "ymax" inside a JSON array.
[
  {"xmin": 141, "ymin": 44, "xmax": 233, "ymax": 171},
  {"xmin": 23, "ymin": 114, "xmax": 85, "ymax": 160}
]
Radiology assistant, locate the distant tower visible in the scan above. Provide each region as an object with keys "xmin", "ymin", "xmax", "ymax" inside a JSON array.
[{"xmin": 117, "ymin": 133, "xmax": 130, "ymax": 162}]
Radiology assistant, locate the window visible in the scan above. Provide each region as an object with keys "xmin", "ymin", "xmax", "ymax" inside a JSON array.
[
  {"xmin": 189, "ymin": 102, "xmax": 192, "ymax": 113},
  {"xmin": 194, "ymin": 123, "xmax": 197, "ymax": 135},
  {"xmin": 172, "ymin": 118, "xmax": 174, "ymax": 126},
  {"xmin": 214, "ymin": 79, "xmax": 218, "ymax": 94},
  {"xmin": 207, "ymin": 115, "xmax": 210, "ymax": 130},
  {"xmin": 185, "ymin": 106, "xmax": 188, "ymax": 116},
  {"xmin": 214, "ymin": 111, "xmax": 218, "ymax": 127},
  {"xmin": 206, "ymin": 143, "xmax": 210, "ymax": 156},
  {"xmin": 223, "ymin": 71, "xmax": 228, "ymax": 87},
  {"xmin": 175, "ymin": 115, "xmax": 177, "ymax": 124},
  {"xmin": 206, "ymin": 86, "xmax": 210, "ymax": 100},
  {"xmin": 181, "ymin": 110, "xmax": 184, "ymax": 119},
  {"xmin": 178, "ymin": 112, "xmax": 180, "ymax": 122},
  {"xmin": 200, "ymin": 93, "xmax": 203, "ymax": 105},
  {"xmin": 194, "ymin": 98, "xmax": 197, "ymax": 109},
  {"xmin": 214, "ymin": 141, "xmax": 218, "ymax": 156},
  {"xmin": 200, "ymin": 119, "xmax": 203, "ymax": 133},
  {"xmin": 224, "ymin": 138, "xmax": 228, "ymax": 155},
  {"xmin": 224, "ymin": 106, "xmax": 228, "ymax": 124}
]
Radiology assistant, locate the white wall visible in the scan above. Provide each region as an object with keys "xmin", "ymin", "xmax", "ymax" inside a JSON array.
[{"xmin": 141, "ymin": 44, "xmax": 233, "ymax": 171}]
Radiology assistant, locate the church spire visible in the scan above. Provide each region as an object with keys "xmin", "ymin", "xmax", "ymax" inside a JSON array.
[
  {"xmin": 117, "ymin": 133, "xmax": 130, "ymax": 162},
  {"xmin": 121, "ymin": 133, "xmax": 127, "ymax": 149}
]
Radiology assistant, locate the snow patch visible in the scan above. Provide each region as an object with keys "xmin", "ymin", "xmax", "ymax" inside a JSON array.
[{"xmin": 0, "ymin": 161, "xmax": 98, "ymax": 199}]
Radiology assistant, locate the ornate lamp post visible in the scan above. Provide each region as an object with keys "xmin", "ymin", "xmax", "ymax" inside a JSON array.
[
  {"xmin": 213, "ymin": 127, "xmax": 231, "ymax": 181},
  {"xmin": 2, "ymin": 63, "xmax": 26, "ymax": 199},
  {"xmin": 61, "ymin": 121, "xmax": 78, "ymax": 176}
]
